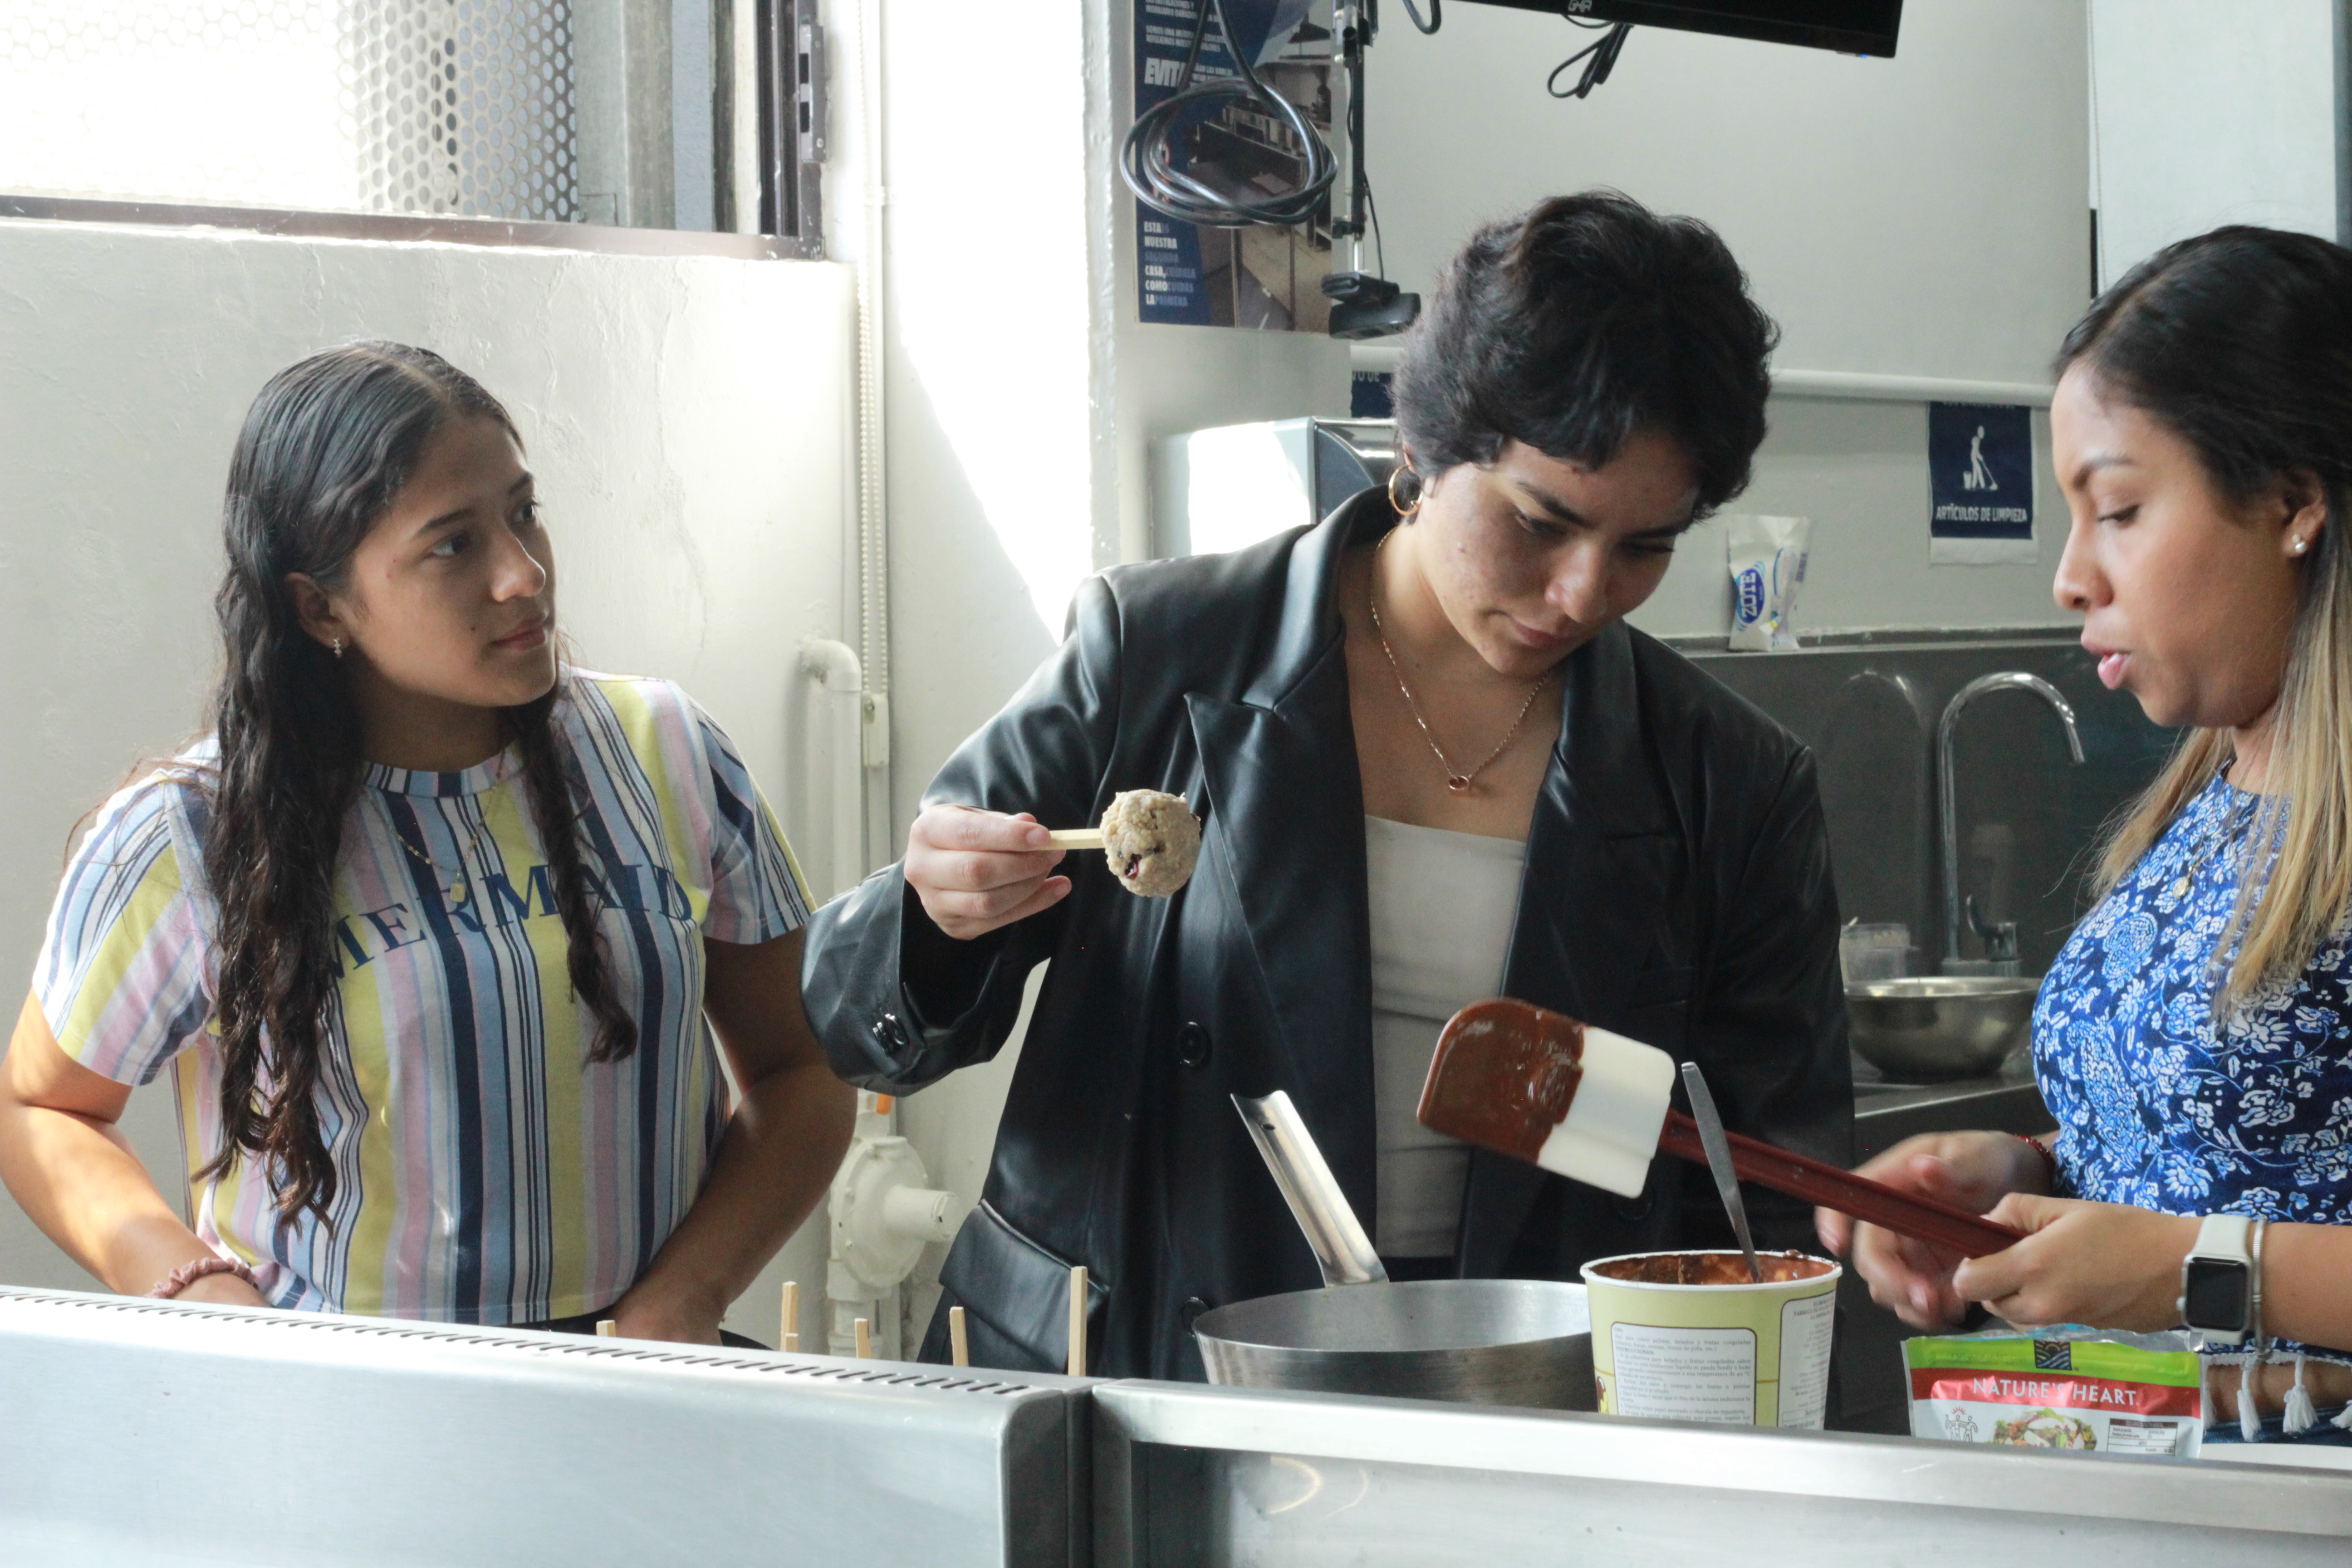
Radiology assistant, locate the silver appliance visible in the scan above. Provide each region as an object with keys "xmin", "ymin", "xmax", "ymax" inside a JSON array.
[{"xmin": 1152, "ymin": 417, "xmax": 1396, "ymax": 556}]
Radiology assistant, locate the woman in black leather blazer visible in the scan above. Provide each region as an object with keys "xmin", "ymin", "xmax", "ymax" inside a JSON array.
[{"xmin": 802, "ymin": 192, "xmax": 1855, "ymax": 1379}]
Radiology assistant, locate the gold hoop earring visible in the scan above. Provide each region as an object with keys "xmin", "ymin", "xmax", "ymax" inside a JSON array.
[{"xmin": 1387, "ymin": 465, "xmax": 1421, "ymax": 516}]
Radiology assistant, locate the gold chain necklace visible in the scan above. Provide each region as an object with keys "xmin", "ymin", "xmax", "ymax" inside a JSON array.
[
  {"xmin": 391, "ymin": 808, "xmax": 490, "ymax": 905},
  {"xmin": 1366, "ymin": 529, "xmax": 1554, "ymax": 796}
]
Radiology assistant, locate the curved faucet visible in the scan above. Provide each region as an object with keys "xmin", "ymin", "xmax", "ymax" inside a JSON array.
[{"xmin": 1938, "ymin": 672, "xmax": 2085, "ymax": 969}]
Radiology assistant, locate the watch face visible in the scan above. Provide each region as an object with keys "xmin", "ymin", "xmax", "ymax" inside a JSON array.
[{"xmin": 2183, "ymin": 1257, "xmax": 2251, "ymax": 1333}]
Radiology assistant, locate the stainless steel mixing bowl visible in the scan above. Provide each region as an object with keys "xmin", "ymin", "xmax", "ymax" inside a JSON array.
[
  {"xmin": 1846, "ymin": 975, "xmax": 2039, "ymax": 1081},
  {"xmin": 1193, "ymin": 1277, "xmax": 1594, "ymax": 1410}
]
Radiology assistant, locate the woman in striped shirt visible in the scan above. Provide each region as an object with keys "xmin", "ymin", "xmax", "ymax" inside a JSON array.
[{"xmin": 0, "ymin": 343, "xmax": 853, "ymax": 1342}]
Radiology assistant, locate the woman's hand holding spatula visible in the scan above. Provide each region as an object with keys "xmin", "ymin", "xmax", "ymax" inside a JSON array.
[{"xmin": 1416, "ymin": 997, "xmax": 2027, "ymax": 1259}]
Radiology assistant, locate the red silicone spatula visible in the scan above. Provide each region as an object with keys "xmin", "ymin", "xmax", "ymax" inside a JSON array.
[{"xmin": 1416, "ymin": 997, "xmax": 2025, "ymax": 1259}]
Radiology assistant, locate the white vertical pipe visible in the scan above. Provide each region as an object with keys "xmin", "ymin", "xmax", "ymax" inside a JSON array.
[
  {"xmin": 797, "ymin": 637, "xmax": 864, "ymax": 898},
  {"xmin": 851, "ymin": 0, "xmax": 891, "ymax": 770}
]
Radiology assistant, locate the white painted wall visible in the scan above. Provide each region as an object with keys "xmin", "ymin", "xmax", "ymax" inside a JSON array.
[
  {"xmin": 1367, "ymin": 0, "xmax": 2092, "ymax": 385},
  {"xmin": 1630, "ymin": 397, "xmax": 2069, "ymax": 638},
  {"xmin": 0, "ymin": 217, "xmax": 856, "ymax": 1347},
  {"xmin": 866, "ymin": 0, "xmax": 1352, "ymax": 1340},
  {"xmin": 2090, "ymin": 0, "xmax": 2343, "ymax": 291},
  {"xmin": 1359, "ymin": 0, "xmax": 2092, "ymax": 636}
]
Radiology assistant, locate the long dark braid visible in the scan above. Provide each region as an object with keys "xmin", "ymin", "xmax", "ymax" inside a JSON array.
[{"xmin": 200, "ymin": 343, "xmax": 633, "ymax": 1225}]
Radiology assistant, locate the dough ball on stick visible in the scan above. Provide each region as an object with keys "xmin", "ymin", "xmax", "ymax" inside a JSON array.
[{"xmin": 1047, "ymin": 789, "xmax": 1202, "ymax": 897}]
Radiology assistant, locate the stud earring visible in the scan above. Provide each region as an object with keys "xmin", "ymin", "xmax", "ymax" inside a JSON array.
[{"xmin": 2293, "ymin": 537, "xmax": 2312, "ymax": 556}]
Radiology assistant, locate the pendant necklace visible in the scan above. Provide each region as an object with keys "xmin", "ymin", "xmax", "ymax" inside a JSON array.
[
  {"xmin": 392, "ymin": 810, "xmax": 491, "ymax": 905},
  {"xmin": 1366, "ymin": 529, "xmax": 1554, "ymax": 796},
  {"xmin": 2170, "ymin": 796, "xmax": 2254, "ymax": 900}
]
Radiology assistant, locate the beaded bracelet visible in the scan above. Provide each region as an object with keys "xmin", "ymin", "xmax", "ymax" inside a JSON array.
[
  {"xmin": 2014, "ymin": 1133, "xmax": 2058, "ymax": 1193},
  {"xmin": 148, "ymin": 1255, "xmax": 260, "ymax": 1300}
]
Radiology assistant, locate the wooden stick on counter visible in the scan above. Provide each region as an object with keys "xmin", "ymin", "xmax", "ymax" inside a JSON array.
[
  {"xmin": 948, "ymin": 1304, "xmax": 970, "ymax": 1368},
  {"xmin": 1067, "ymin": 1266, "xmax": 1088, "ymax": 1377},
  {"xmin": 595, "ymin": 1320, "xmax": 617, "ymax": 1338},
  {"xmin": 780, "ymin": 1280, "xmax": 800, "ymax": 1353},
  {"xmin": 853, "ymin": 1316, "xmax": 872, "ymax": 1360}
]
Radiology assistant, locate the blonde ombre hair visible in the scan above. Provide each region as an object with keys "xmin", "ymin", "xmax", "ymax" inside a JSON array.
[{"xmin": 2067, "ymin": 229, "xmax": 2352, "ymax": 1009}]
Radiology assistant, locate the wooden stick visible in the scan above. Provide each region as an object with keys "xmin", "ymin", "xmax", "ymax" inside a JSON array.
[
  {"xmin": 948, "ymin": 1304, "xmax": 970, "ymax": 1367},
  {"xmin": 853, "ymin": 1315, "xmax": 872, "ymax": 1359},
  {"xmin": 594, "ymin": 1319, "xmax": 617, "ymax": 1338},
  {"xmin": 780, "ymin": 1279, "xmax": 799, "ymax": 1353},
  {"xmin": 1045, "ymin": 828, "xmax": 1104, "ymax": 850},
  {"xmin": 1067, "ymin": 1265, "xmax": 1088, "ymax": 1377}
]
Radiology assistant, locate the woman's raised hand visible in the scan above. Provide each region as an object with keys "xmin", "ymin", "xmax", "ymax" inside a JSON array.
[
  {"xmin": 1817, "ymin": 1131, "xmax": 2046, "ymax": 1330},
  {"xmin": 905, "ymin": 806, "xmax": 1072, "ymax": 941}
]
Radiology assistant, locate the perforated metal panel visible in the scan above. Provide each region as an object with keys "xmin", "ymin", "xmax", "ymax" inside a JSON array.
[
  {"xmin": 346, "ymin": 0, "xmax": 578, "ymax": 220},
  {"xmin": 1, "ymin": 0, "xmax": 578, "ymax": 221}
]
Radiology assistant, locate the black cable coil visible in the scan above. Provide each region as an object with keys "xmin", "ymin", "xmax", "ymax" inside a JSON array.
[{"xmin": 1120, "ymin": 0, "xmax": 1338, "ymax": 230}]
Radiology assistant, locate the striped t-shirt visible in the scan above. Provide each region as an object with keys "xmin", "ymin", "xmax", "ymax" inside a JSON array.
[{"xmin": 36, "ymin": 672, "xmax": 811, "ymax": 1324}]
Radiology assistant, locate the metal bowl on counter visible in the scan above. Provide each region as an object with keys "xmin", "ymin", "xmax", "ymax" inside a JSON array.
[
  {"xmin": 1194, "ymin": 1278, "xmax": 1594, "ymax": 1410},
  {"xmin": 1846, "ymin": 975, "xmax": 2039, "ymax": 1082}
]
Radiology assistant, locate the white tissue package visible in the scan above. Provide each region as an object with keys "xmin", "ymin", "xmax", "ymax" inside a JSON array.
[{"xmin": 1726, "ymin": 514, "xmax": 1811, "ymax": 651}]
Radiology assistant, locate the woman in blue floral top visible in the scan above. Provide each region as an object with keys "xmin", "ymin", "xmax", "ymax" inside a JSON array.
[{"xmin": 1821, "ymin": 226, "xmax": 2352, "ymax": 1441}]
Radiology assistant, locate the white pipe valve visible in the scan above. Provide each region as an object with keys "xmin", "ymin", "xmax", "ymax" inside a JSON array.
[{"xmin": 828, "ymin": 1129, "xmax": 970, "ymax": 1302}]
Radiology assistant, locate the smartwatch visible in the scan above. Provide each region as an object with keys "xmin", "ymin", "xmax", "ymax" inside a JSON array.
[{"xmin": 2179, "ymin": 1213, "xmax": 2264, "ymax": 1345}]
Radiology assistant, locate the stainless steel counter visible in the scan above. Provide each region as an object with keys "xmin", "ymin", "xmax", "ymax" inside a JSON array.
[
  {"xmin": 1094, "ymin": 1379, "xmax": 2352, "ymax": 1565},
  {"xmin": 1853, "ymin": 1053, "xmax": 2053, "ymax": 1162},
  {"xmin": 0, "ymin": 1285, "xmax": 1091, "ymax": 1568},
  {"xmin": 10, "ymin": 1283, "xmax": 2350, "ymax": 1567}
]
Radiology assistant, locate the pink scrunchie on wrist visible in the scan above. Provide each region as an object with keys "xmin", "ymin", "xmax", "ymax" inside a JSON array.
[{"xmin": 148, "ymin": 1255, "xmax": 261, "ymax": 1300}]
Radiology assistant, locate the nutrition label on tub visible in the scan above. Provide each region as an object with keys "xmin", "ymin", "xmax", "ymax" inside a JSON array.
[
  {"xmin": 1611, "ymin": 1325, "xmax": 1758, "ymax": 1423},
  {"xmin": 1776, "ymin": 1293, "xmax": 1837, "ymax": 1429}
]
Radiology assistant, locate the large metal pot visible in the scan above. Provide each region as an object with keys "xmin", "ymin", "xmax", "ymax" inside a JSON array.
[
  {"xmin": 1194, "ymin": 1276, "xmax": 1595, "ymax": 1409},
  {"xmin": 1198, "ymin": 1092, "xmax": 1595, "ymax": 1410}
]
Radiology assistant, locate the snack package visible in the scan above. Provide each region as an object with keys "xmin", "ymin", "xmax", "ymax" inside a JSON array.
[
  {"xmin": 1725, "ymin": 514, "xmax": 1810, "ymax": 651},
  {"xmin": 1906, "ymin": 1327, "xmax": 2203, "ymax": 1459}
]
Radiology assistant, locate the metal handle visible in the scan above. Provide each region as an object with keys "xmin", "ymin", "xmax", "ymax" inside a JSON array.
[
  {"xmin": 1965, "ymin": 895, "xmax": 2019, "ymax": 964},
  {"xmin": 1678, "ymin": 1063, "xmax": 1761, "ymax": 1284},
  {"xmin": 1232, "ymin": 1092, "xmax": 1388, "ymax": 1289}
]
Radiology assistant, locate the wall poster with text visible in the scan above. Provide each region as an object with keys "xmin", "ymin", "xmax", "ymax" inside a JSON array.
[{"xmin": 1134, "ymin": 0, "xmax": 1336, "ymax": 331}]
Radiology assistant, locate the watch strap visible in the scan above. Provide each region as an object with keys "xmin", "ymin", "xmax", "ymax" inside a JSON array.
[{"xmin": 2181, "ymin": 1212, "xmax": 2257, "ymax": 1345}]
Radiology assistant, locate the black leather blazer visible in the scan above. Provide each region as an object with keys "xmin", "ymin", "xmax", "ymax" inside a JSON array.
[{"xmin": 802, "ymin": 490, "xmax": 1854, "ymax": 1380}]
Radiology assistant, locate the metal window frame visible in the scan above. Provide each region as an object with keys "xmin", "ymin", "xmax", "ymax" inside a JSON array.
[
  {"xmin": 0, "ymin": 191, "xmax": 804, "ymax": 260},
  {"xmin": 2, "ymin": 0, "xmax": 827, "ymax": 260},
  {"xmin": 755, "ymin": 0, "xmax": 826, "ymax": 257}
]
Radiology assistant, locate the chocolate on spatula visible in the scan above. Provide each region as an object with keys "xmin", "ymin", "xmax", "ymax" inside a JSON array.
[
  {"xmin": 1417, "ymin": 996, "xmax": 2028, "ymax": 1259},
  {"xmin": 1415, "ymin": 998, "xmax": 1678, "ymax": 1198}
]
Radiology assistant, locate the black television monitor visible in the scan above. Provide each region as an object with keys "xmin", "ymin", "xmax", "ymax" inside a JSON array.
[{"xmin": 1452, "ymin": 0, "xmax": 1904, "ymax": 58}]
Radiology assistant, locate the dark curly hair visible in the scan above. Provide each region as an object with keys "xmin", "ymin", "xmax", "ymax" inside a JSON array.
[
  {"xmin": 1389, "ymin": 189, "xmax": 1779, "ymax": 514},
  {"xmin": 199, "ymin": 342, "xmax": 637, "ymax": 1228}
]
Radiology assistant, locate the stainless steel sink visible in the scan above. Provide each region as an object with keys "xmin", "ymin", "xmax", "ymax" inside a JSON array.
[{"xmin": 1846, "ymin": 976, "xmax": 2039, "ymax": 1082}]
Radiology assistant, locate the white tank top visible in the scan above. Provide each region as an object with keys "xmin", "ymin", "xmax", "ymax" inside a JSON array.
[{"xmin": 1363, "ymin": 814, "xmax": 1527, "ymax": 1258}]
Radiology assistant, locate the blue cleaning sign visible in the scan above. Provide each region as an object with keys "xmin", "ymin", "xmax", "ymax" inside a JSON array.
[{"xmin": 1929, "ymin": 402, "xmax": 2035, "ymax": 563}]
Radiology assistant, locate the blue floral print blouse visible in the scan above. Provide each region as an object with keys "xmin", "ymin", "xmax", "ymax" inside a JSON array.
[{"xmin": 2034, "ymin": 772, "xmax": 2352, "ymax": 1364}]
